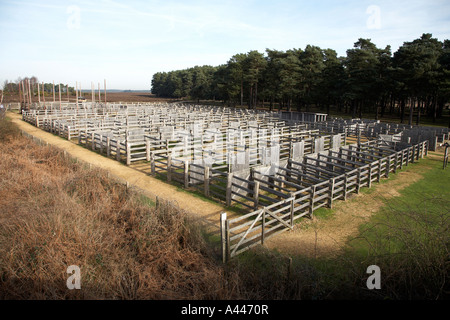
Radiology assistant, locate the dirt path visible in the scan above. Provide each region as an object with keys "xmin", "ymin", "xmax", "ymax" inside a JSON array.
[
  {"xmin": 264, "ymin": 152, "xmax": 442, "ymax": 258},
  {"xmin": 8, "ymin": 112, "xmax": 228, "ymax": 235}
]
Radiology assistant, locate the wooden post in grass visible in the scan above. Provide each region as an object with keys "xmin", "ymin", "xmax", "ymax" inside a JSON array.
[
  {"xmin": 220, "ymin": 212, "xmax": 229, "ymax": 263},
  {"xmin": 104, "ymin": 79, "xmax": 107, "ymax": 105},
  {"xmin": 53, "ymin": 81, "xmax": 55, "ymax": 103}
]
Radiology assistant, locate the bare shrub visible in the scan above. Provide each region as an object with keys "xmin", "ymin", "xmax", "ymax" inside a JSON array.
[{"xmin": 0, "ymin": 129, "xmax": 230, "ymax": 299}]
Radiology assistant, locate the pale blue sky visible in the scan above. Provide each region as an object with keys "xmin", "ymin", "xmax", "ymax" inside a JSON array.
[{"xmin": 0, "ymin": 0, "xmax": 449, "ymax": 90}]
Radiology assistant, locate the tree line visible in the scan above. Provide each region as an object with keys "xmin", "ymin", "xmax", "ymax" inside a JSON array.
[
  {"xmin": 151, "ymin": 34, "xmax": 450, "ymax": 125},
  {"xmin": 2, "ymin": 77, "xmax": 75, "ymax": 94}
]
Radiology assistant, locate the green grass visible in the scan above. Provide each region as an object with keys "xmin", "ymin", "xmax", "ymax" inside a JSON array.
[
  {"xmin": 136, "ymin": 194, "xmax": 156, "ymax": 207},
  {"xmin": 348, "ymin": 154, "xmax": 450, "ymax": 257}
]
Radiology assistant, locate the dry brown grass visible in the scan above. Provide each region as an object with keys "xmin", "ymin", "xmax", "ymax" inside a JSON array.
[{"xmin": 0, "ymin": 120, "xmax": 235, "ymax": 299}]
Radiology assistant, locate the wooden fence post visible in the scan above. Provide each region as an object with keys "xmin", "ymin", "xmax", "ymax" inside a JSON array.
[
  {"xmin": 290, "ymin": 192, "xmax": 295, "ymax": 226},
  {"xmin": 146, "ymin": 139, "xmax": 150, "ymax": 162},
  {"xmin": 150, "ymin": 153, "xmax": 155, "ymax": 175},
  {"xmin": 253, "ymin": 181, "xmax": 260, "ymax": 210},
  {"xmin": 220, "ymin": 212, "xmax": 228, "ymax": 263},
  {"xmin": 226, "ymin": 172, "xmax": 233, "ymax": 206},
  {"xmin": 356, "ymin": 168, "xmax": 361, "ymax": 194},
  {"xmin": 343, "ymin": 174, "xmax": 348, "ymax": 201},
  {"xmin": 106, "ymin": 137, "xmax": 111, "ymax": 157},
  {"xmin": 309, "ymin": 186, "xmax": 316, "ymax": 216},
  {"xmin": 406, "ymin": 147, "xmax": 411, "ymax": 166},
  {"xmin": 328, "ymin": 178, "xmax": 335, "ymax": 209},
  {"xmin": 393, "ymin": 152, "xmax": 398, "ymax": 173},
  {"xmin": 261, "ymin": 208, "xmax": 266, "ymax": 245},
  {"xmin": 167, "ymin": 154, "xmax": 172, "ymax": 182},
  {"xmin": 126, "ymin": 142, "xmax": 131, "ymax": 165},
  {"xmin": 377, "ymin": 160, "xmax": 382, "ymax": 183},
  {"xmin": 421, "ymin": 142, "xmax": 425, "ymax": 158},
  {"xmin": 400, "ymin": 151, "xmax": 404, "ymax": 170},
  {"xmin": 385, "ymin": 156, "xmax": 390, "ymax": 178},
  {"xmin": 184, "ymin": 160, "xmax": 189, "ymax": 188},
  {"xmin": 204, "ymin": 166, "xmax": 210, "ymax": 196},
  {"xmin": 116, "ymin": 141, "xmax": 121, "ymax": 161},
  {"xmin": 91, "ymin": 133, "xmax": 95, "ymax": 150}
]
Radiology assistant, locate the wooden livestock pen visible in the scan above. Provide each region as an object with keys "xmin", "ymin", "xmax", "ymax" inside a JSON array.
[
  {"xmin": 220, "ymin": 139, "xmax": 429, "ymax": 261},
  {"xmin": 21, "ymin": 102, "xmax": 449, "ymax": 262}
]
